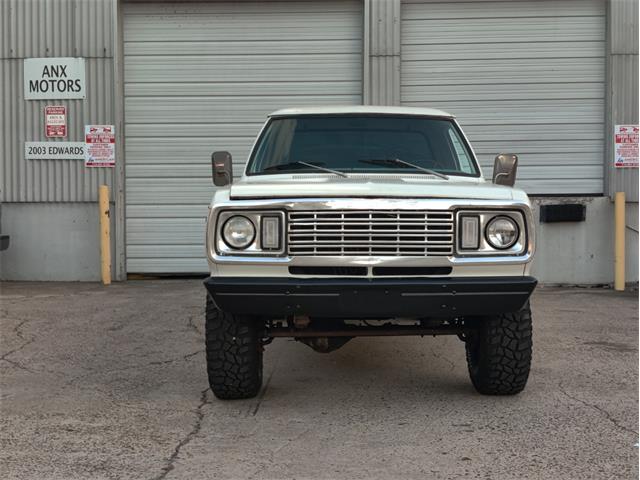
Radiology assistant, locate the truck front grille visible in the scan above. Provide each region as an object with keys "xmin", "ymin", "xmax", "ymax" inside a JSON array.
[{"xmin": 287, "ymin": 210, "xmax": 454, "ymax": 256}]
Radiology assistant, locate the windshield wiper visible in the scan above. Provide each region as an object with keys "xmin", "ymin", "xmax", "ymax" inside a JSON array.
[
  {"xmin": 358, "ymin": 158, "xmax": 449, "ymax": 180},
  {"xmin": 263, "ymin": 161, "xmax": 348, "ymax": 178}
]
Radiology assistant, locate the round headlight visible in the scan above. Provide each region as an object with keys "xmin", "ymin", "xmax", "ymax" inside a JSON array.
[
  {"xmin": 485, "ymin": 216, "xmax": 519, "ymax": 250},
  {"xmin": 222, "ymin": 215, "xmax": 255, "ymax": 249}
]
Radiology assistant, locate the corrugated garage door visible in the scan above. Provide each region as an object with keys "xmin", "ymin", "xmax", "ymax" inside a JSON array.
[
  {"xmin": 401, "ymin": 0, "xmax": 605, "ymax": 194},
  {"xmin": 123, "ymin": 1, "xmax": 363, "ymax": 273}
]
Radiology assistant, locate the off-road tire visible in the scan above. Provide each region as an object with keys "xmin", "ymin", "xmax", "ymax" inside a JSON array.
[
  {"xmin": 464, "ymin": 302, "xmax": 532, "ymax": 395},
  {"xmin": 205, "ymin": 296, "xmax": 263, "ymax": 400}
]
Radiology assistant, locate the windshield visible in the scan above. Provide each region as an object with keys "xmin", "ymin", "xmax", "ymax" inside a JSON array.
[{"xmin": 246, "ymin": 115, "xmax": 480, "ymax": 177}]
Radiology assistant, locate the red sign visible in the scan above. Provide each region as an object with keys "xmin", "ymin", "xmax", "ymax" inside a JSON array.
[
  {"xmin": 84, "ymin": 125, "xmax": 115, "ymax": 167},
  {"xmin": 614, "ymin": 125, "xmax": 639, "ymax": 168},
  {"xmin": 45, "ymin": 106, "xmax": 66, "ymax": 138}
]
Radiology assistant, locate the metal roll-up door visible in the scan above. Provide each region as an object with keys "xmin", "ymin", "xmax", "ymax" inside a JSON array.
[
  {"xmin": 123, "ymin": 1, "xmax": 363, "ymax": 273},
  {"xmin": 401, "ymin": 0, "xmax": 606, "ymax": 194}
]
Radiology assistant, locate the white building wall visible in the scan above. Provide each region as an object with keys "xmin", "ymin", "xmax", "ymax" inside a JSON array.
[
  {"xmin": 1, "ymin": 0, "xmax": 116, "ymax": 203},
  {"xmin": 0, "ymin": 0, "xmax": 118, "ymax": 282},
  {"xmin": 0, "ymin": 0, "xmax": 637, "ymax": 285}
]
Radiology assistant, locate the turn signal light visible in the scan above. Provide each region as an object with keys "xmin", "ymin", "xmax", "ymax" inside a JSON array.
[
  {"xmin": 261, "ymin": 216, "xmax": 281, "ymax": 250},
  {"xmin": 460, "ymin": 215, "xmax": 480, "ymax": 250}
]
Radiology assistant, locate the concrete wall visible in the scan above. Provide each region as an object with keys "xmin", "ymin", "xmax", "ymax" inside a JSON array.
[
  {"xmin": 2, "ymin": 198, "xmax": 635, "ymax": 286},
  {"xmin": 530, "ymin": 196, "xmax": 638, "ymax": 285},
  {"xmin": 0, "ymin": 203, "xmax": 115, "ymax": 281}
]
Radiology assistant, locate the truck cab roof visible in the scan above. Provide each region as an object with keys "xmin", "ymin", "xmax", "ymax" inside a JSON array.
[{"xmin": 269, "ymin": 105, "xmax": 455, "ymax": 119}]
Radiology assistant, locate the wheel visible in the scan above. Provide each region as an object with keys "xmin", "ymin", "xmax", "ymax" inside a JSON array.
[
  {"xmin": 464, "ymin": 302, "xmax": 532, "ymax": 395},
  {"xmin": 205, "ymin": 295, "xmax": 263, "ymax": 400}
]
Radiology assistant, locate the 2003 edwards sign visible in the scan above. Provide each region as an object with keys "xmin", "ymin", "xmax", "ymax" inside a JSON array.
[
  {"xmin": 24, "ymin": 58, "xmax": 86, "ymax": 100},
  {"xmin": 25, "ymin": 142, "xmax": 85, "ymax": 160}
]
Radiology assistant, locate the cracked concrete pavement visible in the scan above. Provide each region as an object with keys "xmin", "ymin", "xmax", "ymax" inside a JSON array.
[{"xmin": 0, "ymin": 280, "xmax": 637, "ymax": 479}]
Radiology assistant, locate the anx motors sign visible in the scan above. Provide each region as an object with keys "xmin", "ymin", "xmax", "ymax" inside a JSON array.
[{"xmin": 24, "ymin": 58, "xmax": 86, "ymax": 100}]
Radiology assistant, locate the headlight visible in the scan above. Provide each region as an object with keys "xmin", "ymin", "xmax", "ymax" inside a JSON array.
[
  {"xmin": 485, "ymin": 216, "xmax": 519, "ymax": 249},
  {"xmin": 214, "ymin": 210, "xmax": 285, "ymax": 256},
  {"xmin": 221, "ymin": 215, "xmax": 255, "ymax": 249}
]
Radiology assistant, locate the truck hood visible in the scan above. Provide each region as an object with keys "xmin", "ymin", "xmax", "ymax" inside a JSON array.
[{"xmin": 229, "ymin": 174, "xmax": 525, "ymax": 202}]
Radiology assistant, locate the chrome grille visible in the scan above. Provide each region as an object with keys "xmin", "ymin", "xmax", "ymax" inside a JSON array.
[{"xmin": 287, "ymin": 210, "xmax": 454, "ymax": 256}]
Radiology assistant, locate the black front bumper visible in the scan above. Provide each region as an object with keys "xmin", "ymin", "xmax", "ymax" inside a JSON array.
[{"xmin": 204, "ymin": 276, "xmax": 537, "ymax": 318}]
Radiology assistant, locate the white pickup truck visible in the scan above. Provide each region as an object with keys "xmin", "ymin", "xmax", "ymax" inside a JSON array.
[{"xmin": 204, "ymin": 106, "xmax": 536, "ymax": 400}]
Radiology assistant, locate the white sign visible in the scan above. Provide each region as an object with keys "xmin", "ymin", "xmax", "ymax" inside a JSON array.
[
  {"xmin": 85, "ymin": 125, "xmax": 115, "ymax": 168},
  {"xmin": 45, "ymin": 106, "xmax": 67, "ymax": 138},
  {"xmin": 24, "ymin": 57, "xmax": 86, "ymax": 100},
  {"xmin": 614, "ymin": 125, "xmax": 639, "ymax": 168},
  {"xmin": 25, "ymin": 142, "xmax": 85, "ymax": 160}
]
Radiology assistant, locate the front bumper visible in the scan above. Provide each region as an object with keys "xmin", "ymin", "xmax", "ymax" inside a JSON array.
[{"xmin": 204, "ymin": 276, "xmax": 537, "ymax": 318}]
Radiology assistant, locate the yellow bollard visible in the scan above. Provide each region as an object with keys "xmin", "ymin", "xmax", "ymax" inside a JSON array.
[
  {"xmin": 614, "ymin": 191, "xmax": 625, "ymax": 291},
  {"xmin": 99, "ymin": 185, "xmax": 111, "ymax": 285}
]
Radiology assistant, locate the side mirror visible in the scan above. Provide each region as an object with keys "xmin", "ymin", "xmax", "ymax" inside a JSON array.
[
  {"xmin": 212, "ymin": 151, "xmax": 233, "ymax": 186},
  {"xmin": 492, "ymin": 153, "xmax": 518, "ymax": 187}
]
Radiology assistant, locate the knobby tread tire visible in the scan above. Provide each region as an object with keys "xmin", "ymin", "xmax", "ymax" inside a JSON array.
[
  {"xmin": 465, "ymin": 303, "xmax": 532, "ymax": 395},
  {"xmin": 205, "ymin": 296, "xmax": 263, "ymax": 400}
]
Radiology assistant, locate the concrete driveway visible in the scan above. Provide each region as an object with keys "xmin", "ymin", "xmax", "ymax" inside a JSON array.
[{"xmin": 0, "ymin": 280, "xmax": 637, "ymax": 479}]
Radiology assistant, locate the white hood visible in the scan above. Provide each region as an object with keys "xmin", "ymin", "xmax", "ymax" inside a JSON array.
[{"xmin": 229, "ymin": 174, "xmax": 527, "ymax": 202}]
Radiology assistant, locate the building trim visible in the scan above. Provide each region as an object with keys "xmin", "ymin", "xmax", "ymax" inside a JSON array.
[
  {"xmin": 363, "ymin": 0, "xmax": 401, "ymax": 105},
  {"xmin": 604, "ymin": 0, "xmax": 639, "ymax": 201},
  {"xmin": 114, "ymin": 0, "xmax": 127, "ymax": 280}
]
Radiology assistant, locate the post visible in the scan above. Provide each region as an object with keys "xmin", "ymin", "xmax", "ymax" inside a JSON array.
[
  {"xmin": 614, "ymin": 192, "xmax": 625, "ymax": 291},
  {"xmin": 99, "ymin": 185, "xmax": 111, "ymax": 285}
]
